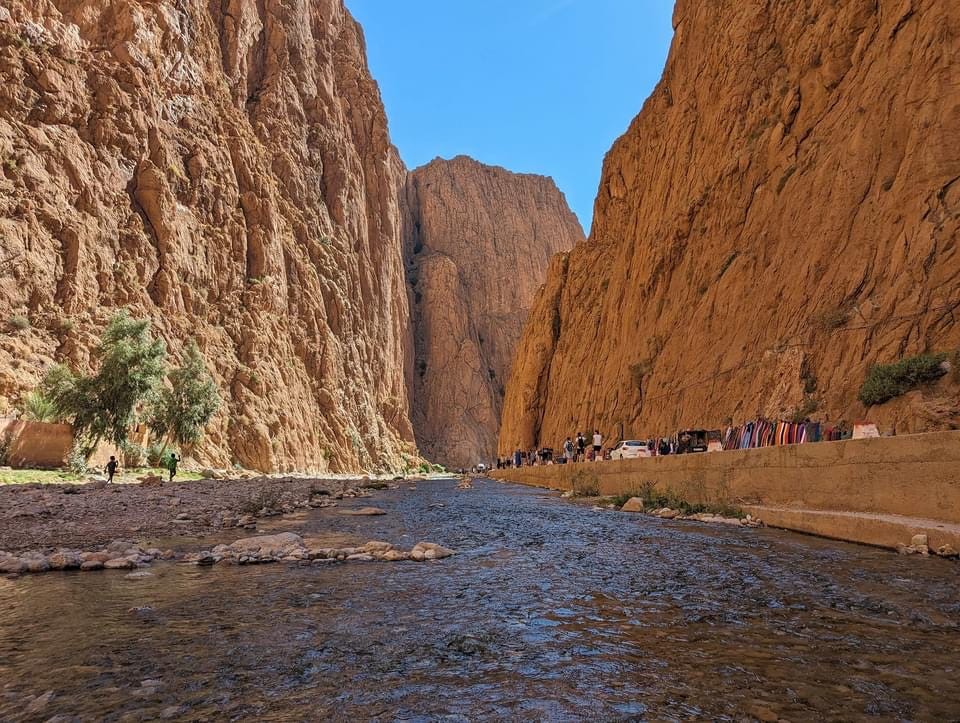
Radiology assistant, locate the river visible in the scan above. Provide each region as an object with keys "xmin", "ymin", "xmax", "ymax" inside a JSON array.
[{"xmin": 1, "ymin": 477, "xmax": 958, "ymax": 721}]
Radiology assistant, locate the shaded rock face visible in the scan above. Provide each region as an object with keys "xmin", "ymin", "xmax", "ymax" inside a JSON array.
[
  {"xmin": 0, "ymin": 0, "xmax": 415, "ymax": 472},
  {"xmin": 501, "ymin": 0, "xmax": 960, "ymax": 454},
  {"xmin": 404, "ymin": 157, "xmax": 583, "ymax": 468}
]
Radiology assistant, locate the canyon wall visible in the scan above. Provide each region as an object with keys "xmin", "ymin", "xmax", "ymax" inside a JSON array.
[
  {"xmin": 0, "ymin": 0, "xmax": 416, "ymax": 472},
  {"xmin": 404, "ymin": 157, "xmax": 583, "ymax": 468},
  {"xmin": 501, "ymin": 0, "xmax": 960, "ymax": 454}
]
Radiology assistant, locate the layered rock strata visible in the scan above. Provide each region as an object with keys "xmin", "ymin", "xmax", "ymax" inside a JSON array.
[
  {"xmin": 404, "ymin": 157, "xmax": 583, "ymax": 468},
  {"xmin": 501, "ymin": 0, "xmax": 960, "ymax": 453},
  {"xmin": 0, "ymin": 0, "xmax": 415, "ymax": 471}
]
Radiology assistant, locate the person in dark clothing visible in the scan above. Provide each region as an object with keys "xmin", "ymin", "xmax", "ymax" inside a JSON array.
[
  {"xmin": 167, "ymin": 453, "xmax": 180, "ymax": 482},
  {"xmin": 105, "ymin": 455, "xmax": 119, "ymax": 484},
  {"xmin": 576, "ymin": 432, "xmax": 586, "ymax": 462},
  {"xmin": 658, "ymin": 438, "xmax": 671, "ymax": 456}
]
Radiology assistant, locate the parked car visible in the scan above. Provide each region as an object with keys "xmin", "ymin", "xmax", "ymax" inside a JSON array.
[
  {"xmin": 609, "ymin": 440, "xmax": 651, "ymax": 460},
  {"xmin": 677, "ymin": 430, "xmax": 709, "ymax": 453}
]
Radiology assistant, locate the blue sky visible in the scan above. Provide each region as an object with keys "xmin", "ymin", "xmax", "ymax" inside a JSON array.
[{"xmin": 345, "ymin": 0, "xmax": 676, "ymax": 233}]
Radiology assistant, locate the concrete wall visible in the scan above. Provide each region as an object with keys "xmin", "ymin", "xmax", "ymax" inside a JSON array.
[
  {"xmin": 0, "ymin": 418, "xmax": 145, "ymax": 469},
  {"xmin": 0, "ymin": 419, "xmax": 74, "ymax": 468},
  {"xmin": 490, "ymin": 431, "xmax": 960, "ymax": 526}
]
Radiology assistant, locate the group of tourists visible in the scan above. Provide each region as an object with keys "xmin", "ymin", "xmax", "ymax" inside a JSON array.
[
  {"xmin": 495, "ymin": 413, "xmax": 875, "ymax": 469},
  {"xmin": 497, "ymin": 430, "xmax": 604, "ymax": 469}
]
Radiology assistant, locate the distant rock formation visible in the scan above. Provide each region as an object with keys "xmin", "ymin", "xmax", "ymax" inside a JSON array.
[
  {"xmin": 404, "ymin": 157, "xmax": 583, "ymax": 468},
  {"xmin": 0, "ymin": 0, "xmax": 415, "ymax": 472},
  {"xmin": 501, "ymin": 0, "xmax": 960, "ymax": 454}
]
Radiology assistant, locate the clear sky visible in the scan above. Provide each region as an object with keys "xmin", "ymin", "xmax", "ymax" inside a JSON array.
[{"xmin": 345, "ymin": 0, "xmax": 676, "ymax": 234}]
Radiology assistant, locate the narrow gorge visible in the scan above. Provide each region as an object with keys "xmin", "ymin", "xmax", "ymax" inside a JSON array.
[{"xmin": 403, "ymin": 157, "xmax": 583, "ymax": 469}]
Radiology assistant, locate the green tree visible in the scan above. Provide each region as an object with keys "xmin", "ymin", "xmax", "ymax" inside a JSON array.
[
  {"xmin": 148, "ymin": 340, "xmax": 220, "ymax": 451},
  {"xmin": 41, "ymin": 310, "xmax": 167, "ymax": 451},
  {"xmin": 20, "ymin": 390, "xmax": 61, "ymax": 423}
]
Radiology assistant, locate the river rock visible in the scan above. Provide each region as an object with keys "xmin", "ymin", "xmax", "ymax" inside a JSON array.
[
  {"xmin": 911, "ymin": 534, "xmax": 929, "ymax": 548},
  {"xmin": 104, "ymin": 557, "xmax": 136, "ymax": 570},
  {"xmin": 47, "ymin": 550, "xmax": 83, "ymax": 570},
  {"xmin": 346, "ymin": 553, "xmax": 376, "ymax": 562},
  {"xmin": 80, "ymin": 560, "xmax": 104, "ymax": 571},
  {"xmin": 657, "ymin": 508, "xmax": 679, "ymax": 519},
  {"xmin": 0, "ymin": 555, "xmax": 25, "ymax": 574},
  {"xmin": 338, "ymin": 507, "xmax": 387, "ymax": 516},
  {"xmin": 620, "ymin": 497, "xmax": 645, "ymax": 513},
  {"xmin": 229, "ymin": 532, "xmax": 305, "ymax": 558},
  {"xmin": 24, "ymin": 690, "xmax": 54, "ymax": 716},
  {"xmin": 360, "ymin": 541, "xmax": 394, "ymax": 554},
  {"xmin": 936, "ymin": 544, "xmax": 958, "ymax": 558},
  {"xmin": 411, "ymin": 542, "xmax": 455, "ymax": 560}
]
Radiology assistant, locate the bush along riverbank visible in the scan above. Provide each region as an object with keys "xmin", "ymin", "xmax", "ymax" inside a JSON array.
[{"xmin": 564, "ymin": 480, "xmax": 764, "ymax": 529}]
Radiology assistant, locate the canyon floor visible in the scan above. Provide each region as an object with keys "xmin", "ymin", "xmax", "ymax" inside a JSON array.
[{"xmin": 1, "ymin": 477, "xmax": 959, "ymax": 720}]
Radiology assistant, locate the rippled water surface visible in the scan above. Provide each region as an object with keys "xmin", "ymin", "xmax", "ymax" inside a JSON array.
[{"xmin": 2, "ymin": 478, "xmax": 959, "ymax": 721}]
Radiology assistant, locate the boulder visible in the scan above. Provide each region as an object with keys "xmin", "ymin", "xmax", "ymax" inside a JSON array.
[
  {"xmin": 620, "ymin": 497, "xmax": 645, "ymax": 513},
  {"xmin": 359, "ymin": 541, "xmax": 393, "ymax": 554},
  {"xmin": 0, "ymin": 555, "xmax": 26, "ymax": 574},
  {"xmin": 338, "ymin": 507, "xmax": 387, "ymax": 516},
  {"xmin": 47, "ymin": 550, "xmax": 83, "ymax": 570},
  {"xmin": 228, "ymin": 532, "xmax": 306, "ymax": 558},
  {"xmin": 411, "ymin": 542, "xmax": 454, "ymax": 560},
  {"xmin": 104, "ymin": 557, "xmax": 136, "ymax": 570}
]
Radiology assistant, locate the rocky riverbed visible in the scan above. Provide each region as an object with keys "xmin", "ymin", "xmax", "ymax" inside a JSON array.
[
  {"xmin": 1, "ymin": 477, "xmax": 959, "ymax": 720},
  {"xmin": 0, "ymin": 474, "xmax": 388, "ymax": 553}
]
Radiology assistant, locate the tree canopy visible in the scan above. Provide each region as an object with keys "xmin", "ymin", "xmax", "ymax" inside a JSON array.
[
  {"xmin": 41, "ymin": 311, "xmax": 167, "ymax": 450},
  {"xmin": 148, "ymin": 339, "xmax": 221, "ymax": 450}
]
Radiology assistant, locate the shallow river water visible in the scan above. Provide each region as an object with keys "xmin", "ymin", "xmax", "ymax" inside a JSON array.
[{"xmin": 1, "ymin": 478, "xmax": 959, "ymax": 721}]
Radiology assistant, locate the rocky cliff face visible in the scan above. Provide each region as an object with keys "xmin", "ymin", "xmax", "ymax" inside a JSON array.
[
  {"xmin": 501, "ymin": 0, "xmax": 960, "ymax": 453},
  {"xmin": 0, "ymin": 0, "xmax": 416, "ymax": 472},
  {"xmin": 404, "ymin": 157, "xmax": 583, "ymax": 468}
]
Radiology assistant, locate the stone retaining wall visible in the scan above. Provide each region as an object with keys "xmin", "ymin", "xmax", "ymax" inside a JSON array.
[
  {"xmin": 490, "ymin": 431, "xmax": 960, "ymax": 527},
  {"xmin": 0, "ymin": 418, "xmax": 140, "ymax": 469}
]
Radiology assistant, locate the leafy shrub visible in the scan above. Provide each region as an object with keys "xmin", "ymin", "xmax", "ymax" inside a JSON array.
[
  {"xmin": 813, "ymin": 306, "xmax": 851, "ymax": 331},
  {"xmin": 858, "ymin": 353, "xmax": 948, "ymax": 407},
  {"xmin": 8, "ymin": 314, "xmax": 29, "ymax": 331},
  {"xmin": 121, "ymin": 441, "xmax": 145, "ymax": 467},
  {"xmin": 628, "ymin": 480, "xmax": 744, "ymax": 518},
  {"xmin": 66, "ymin": 443, "xmax": 90, "ymax": 475},
  {"xmin": 21, "ymin": 390, "xmax": 60, "ymax": 423},
  {"xmin": 789, "ymin": 396, "xmax": 820, "ymax": 424},
  {"xmin": 146, "ymin": 442, "xmax": 166, "ymax": 467},
  {"xmin": 570, "ymin": 469, "xmax": 600, "ymax": 497}
]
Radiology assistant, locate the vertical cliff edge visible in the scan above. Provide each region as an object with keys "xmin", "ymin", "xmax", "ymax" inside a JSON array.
[
  {"xmin": 404, "ymin": 156, "xmax": 583, "ymax": 468},
  {"xmin": 501, "ymin": 0, "xmax": 960, "ymax": 453},
  {"xmin": 0, "ymin": 0, "xmax": 415, "ymax": 472}
]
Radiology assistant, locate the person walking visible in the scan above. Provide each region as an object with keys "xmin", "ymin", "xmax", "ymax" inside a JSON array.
[
  {"xmin": 513, "ymin": 449, "xmax": 521, "ymax": 468},
  {"xmin": 105, "ymin": 455, "xmax": 119, "ymax": 484},
  {"xmin": 592, "ymin": 429, "xmax": 602, "ymax": 462},
  {"xmin": 167, "ymin": 452, "xmax": 181, "ymax": 482},
  {"xmin": 563, "ymin": 437, "xmax": 574, "ymax": 463},
  {"xmin": 576, "ymin": 432, "xmax": 586, "ymax": 463}
]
